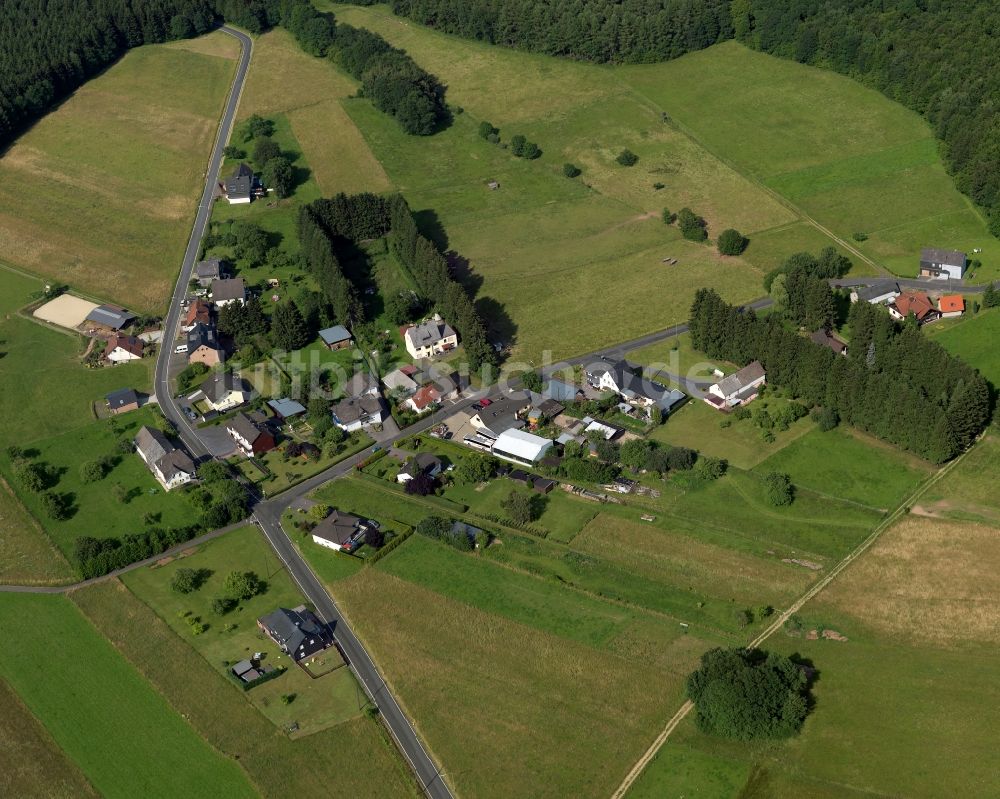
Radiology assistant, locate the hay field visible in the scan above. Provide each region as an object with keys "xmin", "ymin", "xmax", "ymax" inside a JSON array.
[
  {"xmin": 0, "ymin": 477, "xmax": 74, "ymax": 585},
  {"xmin": 0, "ymin": 32, "xmax": 238, "ymax": 311}
]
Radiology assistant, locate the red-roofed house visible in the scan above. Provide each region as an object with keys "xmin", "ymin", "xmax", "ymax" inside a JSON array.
[
  {"xmin": 403, "ymin": 384, "xmax": 441, "ymax": 414},
  {"xmin": 106, "ymin": 335, "xmax": 144, "ymax": 363},
  {"xmin": 889, "ymin": 291, "xmax": 940, "ymax": 324},
  {"xmin": 183, "ymin": 299, "xmax": 213, "ymax": 331},
  {"xmin": 938, "ymin": 295, "xmax": 965, "ymax": 318}
]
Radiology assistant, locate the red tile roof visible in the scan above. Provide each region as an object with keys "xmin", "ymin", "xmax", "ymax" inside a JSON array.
[
  {"xmin": 185, "ymin": 300, "xmax": 212, "ymax": 326},
  {"xmin": 893, "ymin": 291, "xmax": 937, "ymax": 321},
  {"xmin": 409, "ymin": 384, "xmax": 441, "ymax": 411},
  {"xmin": 107, "ymin": 335, "xmax": 143, "ymax": 357},
  {"xmin": 938, "ymin": 294, "xmax": 965, "ymax": 313}
]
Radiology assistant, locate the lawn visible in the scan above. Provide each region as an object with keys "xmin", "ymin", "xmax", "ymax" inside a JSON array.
[
  {"xmin": 628, "ymin": 331, "xmax": 737, "ymax": 381},
  {"xmin": 650, "ymin": 397, "xmax": 814, "ymax": 470},
  {"xmin": 0, "ymin": 406, "xmax": 195, "ymax": 561},
  {"xmin": 0, "ymin": 476, "xmax": 74, "ymax": 585},
  {"xmin": 753, "ymin": 427, "xmax": 931, "ymax": 511},
  {"xmin": 238, "ymin": 432, "xmax": 373, "ymax": 496},
  {"xmin": 620, "ymin": 41, "xmax": 1000, "ymax": 282},
  {"xmin": 629, "ymin": 517, "xmax": 1000, "ymax": 798},
  {"xmin": 71, "ymin": 581, "xmax": 418, "ymax": 798},
  {"xmin": 925, "ymin": 307, "xmax": 1000, "ymax": 389},
  {"xmin": 0, "ymin": 594, "xmax": 256, "ymax": 799},
  {"xmin": 331, "ymin": 566, "xmax": 709, "ymax": 799},
  {"xmin": 122, "ymin": 526, "xmax": 361, "ymax": 737},
  {"xmin": 0, "ymin": 678, "xmax": 98, "ymax": 798},
  {"xmin": 919, "ymin": 429, "xmax": 1000, "ymax": 524},
  {"xmin": 0, "ymin": 32, "xmax": 238, "ymax": 311}
]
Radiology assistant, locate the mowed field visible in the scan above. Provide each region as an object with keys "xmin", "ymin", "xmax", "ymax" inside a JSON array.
[
  {"xmin": 926, "ymin": 307, "xmax": 1000, "ymax": 389},
  {"xmin": 620, "ymin": 42, "xmax": 1000, "ymax": 281},
  {"xmin": 628, "ymin": 516, "xmax": 1000, "ymax": 798},
  {"xmin": 0, "ymin": 32, "xmax": 238, "ymax": 311},
  {"xmin": 0, "ymin": 594, "xmax": 257, "ymax": 799}
]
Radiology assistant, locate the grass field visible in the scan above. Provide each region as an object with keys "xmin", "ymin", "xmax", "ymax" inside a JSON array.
[
  {"xmin": 122, "ymin": 526, "xmax": 361, "ymax": 737},
  {"xmin": 0, "ymin": 33, "xmax": 238, "ymax": 311},
  {"xmin": 628, "ymin": 515, "xmax": 1000, "ymax": 799},
  {"xmin": 925, "ymin": 307, "xmax": 1000, "ymax": 388},
  {"xmin": 0, "ymin": 406, "xmax": 195, "ymax": 561},
  {"xmin": 0, "ymin": 476, "xmax": 74, "ymax": 585},
  {"xmin": 0, "ymin": 678, "xmax": 98, "ymax": 798},
  {"xmin": 628, "ymin": 331, "xmax": 736, "ymax": 381},
  {"xmin": 919, "ymin": 429, "xmax": 1000, "ymax": 524},
  {"xmin": 71, "ymin": 581, "xmax": 418, "ymax": 798},
  {"xmin": 0, "ymin": 594, "xmax": 256, "ymax": 798},
  {"xmin": 620, "ymin": 42, "xmax": 1000, "ymax": 282}
]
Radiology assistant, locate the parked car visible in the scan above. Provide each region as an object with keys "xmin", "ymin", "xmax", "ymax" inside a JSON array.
[{"xmin": 174, "ymin": 343, "xmax": 188, "ymax": 354}]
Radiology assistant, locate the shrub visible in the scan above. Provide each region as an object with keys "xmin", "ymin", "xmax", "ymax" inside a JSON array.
[
  {"xmin": 677, "ymin": 207, "xmax": 708, "ymax": 242},
  {"xmin": 563, "ymin": 162, "xmax": 581, "ymax": 178},
  {"xmin": 211, "ymin": 597, "xmax": 237, "ymax": 616},
  {"xmin": 762, "ymin": 472, "xmax": 794, "ymax": 506},
  {"xmin": 662, "ymin": 208, "xmax": 675, "ymax": 224},
  {"xmin": 521, "ymin": 141, "xmax": 541, "ymax": 159},
  {"xmin": 365, "ymin": 526, "xmax": 385, "ymax": 549},
  {"xmin": 811, "ymin": 406, "xmax": 840, "ymax": 431},
  {"xmin": 500, "ymin": 489, "xmax": 535, "ymax": 525},
  {"xmin": 616, "ymin": 149, "xmax": 638, "ymax": 166},
  {"xmin": 509, "ymin": 134, "xmax": 526, "ymax": 156},
  {"xmin": 478, "ymin": 120, "xmax": 498, "ymax": 139},
  {"xmin": 694, "ymin": 456, "xmax": 727, "ymax": 481},
  {"xmin": 852, "ymin": 231, "xmax": 868, "ymax": 241},
  {"xmin": 686, "ymin": 648, "xmax": 810, "ymax": 740},
  {"xmin": 171, "ymin": 568, "xmax": 199, "ymax": 594},
  {"xmin": 223, "ymin": 145, "xmax": 245, "ymax": 160},
  {"xmin": 14, "ymin": 461, "xmax": 45, "ymax": 493},
  {"xmin": 79, "ymin": 460, "xmax": 106, "ymax": 483},
  {"xmin": 223, "ymin": 570, "xmax": 263, "ymax": 601},
  {"xmin": 39, "ymin": 490, "xmax": 68, "ymax": 520},
  {"xmin": 717, "ymin": 228, "xmax": 748, "ymax": 256}
]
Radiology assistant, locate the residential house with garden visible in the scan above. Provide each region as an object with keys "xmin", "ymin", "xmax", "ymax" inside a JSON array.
[
  {"xmin": 403, "ymin": 314, "xmax": 458, "ymax": 359},
  {"xmin": 257, "ymin": 606, "xmax": 331, "ymax": 662},
  {"xmin": 133, "ymin": 425, "xmax": 196, "ymax": 491},
  {"xmin": 210, "ymin": 277, "xmax": 246, "ymax": 308},
  {"xmin": 223, "ymin": 163, "xmax": 255, "ymax": 205},
  {"xmin": 809, "ymin": 329, "xmax": 847, "ymax": 356},
  {"xmin": 396, "ymin": 452, "xmax": 443, "ymax": 484},
  {"xmin": 938, "ymin": 294, "xmax": 965, "ymax": 318},
  {"xmin": 187, "ymin": 323, "xmax": 224, "ymax": 366},
  {"xmin": 195, "ymin": 258, "xmax": 226, "ymax": 287},
  {"xmin": 586, "ymin": 358, "xmax": 685, "ymax": 416},
  {"xmin": 106, "ymin": 387, "xmax": 140, "ymax": 415},
  {"xmin": 918, "ymin": 247, "xmax": 966, "ymax": 280},
  {"xmin": 105, "ymin": 334, "xmax": 143, "ymax": 363},
  {"xmin": 310, "ymin": 510, "xmax": 372, "ymax": 553},
  {"xmin": 704, "ymin": 361, "xmax": 766, "ymax": 410},
  {"xmin": 226, "ymin": 413, "xmax": 277, "ymax": 458},
  {"xmin": 888, "ymin": 291, "xmax": 940, "ymax": 324},
  {"xmin": 183, "ymin": 299, "xmax": 213, "ymax": 332},
  {"xmin": 200, "ymin": 371, "xmax": 252, "ymax": 412}
]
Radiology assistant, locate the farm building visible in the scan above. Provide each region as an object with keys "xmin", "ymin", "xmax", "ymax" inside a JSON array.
[
  {"xmin": 918, "ymin": 248, "xmax": 966, "ymax": 280},
  {"xmin": 85, "ymin": 304, "xmax": 135, "ymax": 333},
  {"xmin": 809, "ymin": 329, "xmax": 847, "ymax": 356},
  {"xmin": 492, "ymin": 428, "xmax": 553, "ymax": 466}
]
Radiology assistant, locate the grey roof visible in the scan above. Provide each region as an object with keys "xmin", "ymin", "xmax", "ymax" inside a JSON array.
[
  {"xmin": 106, "ymin": 387, "xmax": 139, "ymax": 409},
  {"xmin": 211, "ymin": 278, "xmax": 245, "ymax": 302},
  {"xmin": 157, "ymin": 449, "xmax": 196, "ymax": 482},
  {"xmin": 134, "ymin": 426, "xmax": 171, "ymax": 464},
  {"xmin": 267, "ymin": 398, "xmax": 306, "ymax": 418},
  {"xmin": 810, "ymin": 329, "xmax": 847, "ymax": 354},
  {"xmin": 344, "ymin": 370, "xmax": 379, "ymax": 398},
  {"xmin": 545, "ymin": 379, "xmax": 579, "ymax": 402},
  {"xmin": 86, "ymin": 304, "xmax": 134, "ymax": 330},
  {"xmin": 399, "ymin": 452, "xmax": 442, "ymax": 480},
  {"xmin": 227, "ymin": 412, "xmax": 265, "ymax": 444},
  {"xmin": 406, "ymin": 318, "xmax": 456, "ymax": 347},
  {"xmin": 318, "ymin": 325, "xmax": 352, "ymax": 345},
  {"xmin": 332, "ymin": 394, "xmax": 384, "ymax": 425},
  {"xmin": 224, "ymin": 163, "xmax": 254, "ymax": 199},
  {"xmin": 311, "ymin": 510, "xmax": 365, "ymax": 546},
  {"xmin": 231, "ymin": 659, "xmax": 254, "ymax": 676},
  {"xmin": 592, "ymin": 358, "xmax": 683, "ymax": 408},
  {"xmin": 258, "ymin": 607, "xmax": 328, "ymax": 661},
  {"xmin": 656, "ymin": 388, "xmax": 686, "ymax": 413},
  {"xmin": 853, "ymin": 282, "xmax": 899, "ymax": 302},
  {"xmin": 199, "ymin": 371, "xmax": 248, "ymax": 403},
  {"xmin": 920, "ymin": 247, "xmax": 966, "ymax": 267},
  {"xmin": 383, "ymin": 369, "xmax": 418, "ymax": 393},
  {"xmin": 187, "ymin": 322, "xmax": 219, "ymax": 351},
  {"xmin": 715, "ymin": 361, "xmax": 766, "ymax": 398},
  {"xmin": 195, "ymin": 258, "xmax": 223, "ymax": 279}
]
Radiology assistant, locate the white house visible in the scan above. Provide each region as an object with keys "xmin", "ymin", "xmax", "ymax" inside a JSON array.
[
  {"xmin": 382, "ymin": 366, "xmax": 419, "ymax": 396},
  {"xmin": 211, "ymin": 278, "xmax": 246, "ymax": 308},
  {"xmin": 133, "ymin": 426, "xmax": 196, "ymax": 491},
  {"xmin": 200, "ymin": 371, "xmax": 252, "ymax": 412},
  {"xmin": 491, "ymin": 428, "xmax": 553, "ymax": 466},
  {"xmin": 310, "ymin": 510, "xmax": 369, "ymax": 553},
  {"xmin": 331, "ymin": 394, "xmax": 385, "ymax": 432},
  {"xmin": 918, "ymin": 248, "xmax": 966, "ymax": 281},
  {"xmin": 850, "ymin": 282, "xmax": 900, "ymax": 305},
  {"xmin": 223, "ymin": 163, "xmax": 254, "ymax": 204},
  {"xmin": 403, "ymin": 314, "xmax": 459, "ymax": 359},
  {"xmin": 704, "ymin": 361, "xmax": 766, "ymax": 411},
  {"xmin": 106, "ymin": 334, "xmax": 144, "ymax": 363},
  {"xmin": 586, "ymin": 358, "xmax": 685, "ymax": 415}
]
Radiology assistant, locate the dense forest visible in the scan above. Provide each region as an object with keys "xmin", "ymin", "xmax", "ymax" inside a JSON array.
[
  {"xmin": 689, "ymin": 289, "xmax": 991, "ymax": 463},
  {"xmin": 390, "ymin": 0, "xmax": 1000, "ymax": 237},
  {"xmin": 299, "ymin": 192, "xmax": 497, "ymax": 371},
  {"xmin": 0, "ymin": 0, "xmax": 443, "ymax": 150}
]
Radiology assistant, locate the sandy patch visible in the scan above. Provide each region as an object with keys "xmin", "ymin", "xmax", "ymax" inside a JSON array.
[{"xmin": 33, "ymin": 294, "xmax": 99, "ymax": 328}]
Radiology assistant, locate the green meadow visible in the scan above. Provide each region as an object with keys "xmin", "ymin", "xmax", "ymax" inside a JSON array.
[
  {"xmin": 926, "ymin": 307, "xmax": 1000, "ymax": 389},
  {"xmin": 0, "ymin": 594, "xmax": 256, "ymax": 799}
]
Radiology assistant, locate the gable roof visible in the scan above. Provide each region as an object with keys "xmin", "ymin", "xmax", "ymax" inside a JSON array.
[
  {"xmin": 493, "ymin": 428, "xmax": 552, "ymax": 462},
  {"xmin": 544, "ymin": 379, "xmax": 579, "ymax": 402},
  {"xmin": 200, "ymin": 371, "xmax": 248, "ymax": 403},
  {"xmin": 409, "ymin": 384, "xmax": 441, "ymax": 411},
  {"xmin": 318, "ymin": 325, "xmax": 352, "ymax": 345},
  {"xmin": 134, "ymin": 425, "xmax": 172, "ymax": 464},
  {"xmin": 399, "ymin": 452, "xmax": 442, "ymax": 479},
  {"xmin": 86, "ymin": 304, "xmax": 134, "ymax": 330},
  {"xmin": 714, "ymin": 361, "xmax": 766, "ymax": 398},
  {"xmin": 809, "ymin": 329, "xmax": 847, "ymax": 354},
  {"xmin": 187, "ymin": 322, "xmax": 220, "ymax": 352},
  {"xmin": 404, "ymin": 318, "xmax": 456, "ymax": 348},
  {"xmin": 156, "ymin": 449, "xmax": 196, "ymax": 482},
  {"xmin": 852, "ymin": 282, "xmax": 900, "ymax": 302},
  {"xmin": 939, "ymin": 294, "xmax": 965, "ymax": 313},
  {"xmin": 227, "ymin": 412, "xmax": 265, "ymax": 444},
  {"xmin": 210, "ymin": 278, "xmax": 245, "ymax": 302},
  {"xmin": 893, "ymin": 291, "xmax": 937, "ymax": 320},
  {"xmin": 920, "ymin": 247, "xmax": 966, "ymax": 267},
  {"xmin": 107, "ymin": 334, "xmax": 143, "ymax": 357},
  {"xmin": 332, "ymin": 394, "xmax": 383, "ymax": 424},
  {"xmin": 311, "ymin": 510, "xmax": 365, "ymax": 546},
  {"xmin": 195, "ymin": 258, "xmax": 223, "ymax": 279},
  {"xmin": 267, "ymin": 398, "xmax": 306, "ymax": 418},
  {"xmin": 224, "ymin": 163, "xmax": 254, "ymax": 198},
  {"xmin": 257, "ymin": 607, "xmax": 328, "ymax": 661},
  {"xmin": 106, "ymin": 387, "xmax": 139, "ymax": 409},
  {"xmin": 344, "ymin": 370, "xmax": 379, "ymax": 398},
  {"xmin": 185, "ymin": 299, "xmax": 213, "ymax": 326},
  {"xmin": 383, "ymin": 368, "xmax": 418, "ymax": 393}
]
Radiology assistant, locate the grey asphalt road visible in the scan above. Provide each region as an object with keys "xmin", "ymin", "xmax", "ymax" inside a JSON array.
[{"xmin": 150, "ymin": 27, "xmax": 455, "ymax": 799}]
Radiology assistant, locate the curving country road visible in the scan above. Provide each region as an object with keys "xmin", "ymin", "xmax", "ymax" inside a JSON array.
[{"xmin": 152, "ymin": 26, "xmax": 455, "ymax": 799}]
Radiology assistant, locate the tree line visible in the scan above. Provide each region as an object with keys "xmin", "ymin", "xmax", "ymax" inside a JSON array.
[
  {"xmin": 689, "ymin": 289, "xmax": 991, "ymax": 463},
  {"xmin": 297, "ymin": 192, "xmax": 497, "ymax": 371}
]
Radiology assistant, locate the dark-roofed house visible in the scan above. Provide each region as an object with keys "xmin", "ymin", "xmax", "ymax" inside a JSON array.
[
  {"xmin": 106, "ymin": 387, "xmax": 139, "ymax": 415},
  {"xmin": 318, "ymin": 325, "xmax": 353, "ymax": 350},
  {"xmin": 195, "ymin": 258, "xmax": 225, "ymax": 287},
  {"xmin": 133, "ymin": 425, "xmax": 196, "ymax": 490},
  {"xmin": 705, "ymin": 361, "xmax": 766, "ymax": 410},
  {"xmin": 396, "ymin": 452, "xmax": 443, "ymax": 484},
  {"xmin": 187, "ymin": 323, "xmax": 224, "ymax": 367},
  {"xmin": 310, "ymin": 510, "xmax": 371, "ymax": 553},
  {"xmin": 403, "ymin": 314, "xmax": 459, "ymax": 359},
  {"xmin": 200, "ymin": 371, "xmax": 252, "ymax": 412},
  {"xmin": 919, "ymin": 247, "xmax": 966, "ymax": 281},
  {"xmin": 223, "ymin": 163, "xmax": 255, "ymax": 204},
  {"xmin": 85, "ymin": 304, "xmax": 135, "ymax": 333},
  {"xmin": 810, "ymin": 329, "xmax": 848, "ymax": 356},
  {"xmin": 850, "ymin": 282, "xmax": 900, "ymax": 305},
  {"xmin": 332, "ymin": 394, "xmax": 385, "ymax": 433},
  {"xmin": 267, "ymin": 398, "xmax": 307, "ymax": 420},
  {"xmin": 343, "ymin": 370, "xmax": 380, "ymax": 399},
  {"xmin": 587, "ymin": 358, "xmax": 685, "ymax": 416},
  {"xmin": 226, "ymin": 413, "xmax": 276, "ymax": 457},
  {"xmin": 106, "ymin": 334, "xmax": 144, "ymax": 363},
  {"xmin": 257, "ymin": 606, "xmax": 331, "ymax": 662},
  {"xmin": 210, "ymin": 278, "xmax": 246, "ymax": 308}
]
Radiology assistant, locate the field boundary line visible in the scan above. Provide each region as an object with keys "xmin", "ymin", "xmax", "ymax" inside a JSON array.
[{"xmin": 609, "ymin": 439, "xmax": 977, "ymax": 798}]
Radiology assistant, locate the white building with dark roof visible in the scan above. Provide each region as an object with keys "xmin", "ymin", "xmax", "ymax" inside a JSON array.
[
  {"xmin": 403, "ymin": 314, "xmax": 458, "ymax": 359},
  {"xmin": 133, "ymin": 426, "xmax": 196, "ymax": 490},
  {"xmin": 918, "ymin": 248, "xmax": 966, "ymax": 281},
  {"xmin": 705, "ymin": 361, "xmax": 766, "ymax": 410}
]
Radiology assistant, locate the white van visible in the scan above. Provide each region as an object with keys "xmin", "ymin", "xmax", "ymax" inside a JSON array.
[{"xmin": 174, "ymin": 343, "xmax": 189, "ymax": 354}]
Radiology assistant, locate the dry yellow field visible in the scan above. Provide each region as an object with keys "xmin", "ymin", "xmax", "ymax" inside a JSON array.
[{"xmin": 0, "ymin": 32, "xmax": 237, "ymax": 311}]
